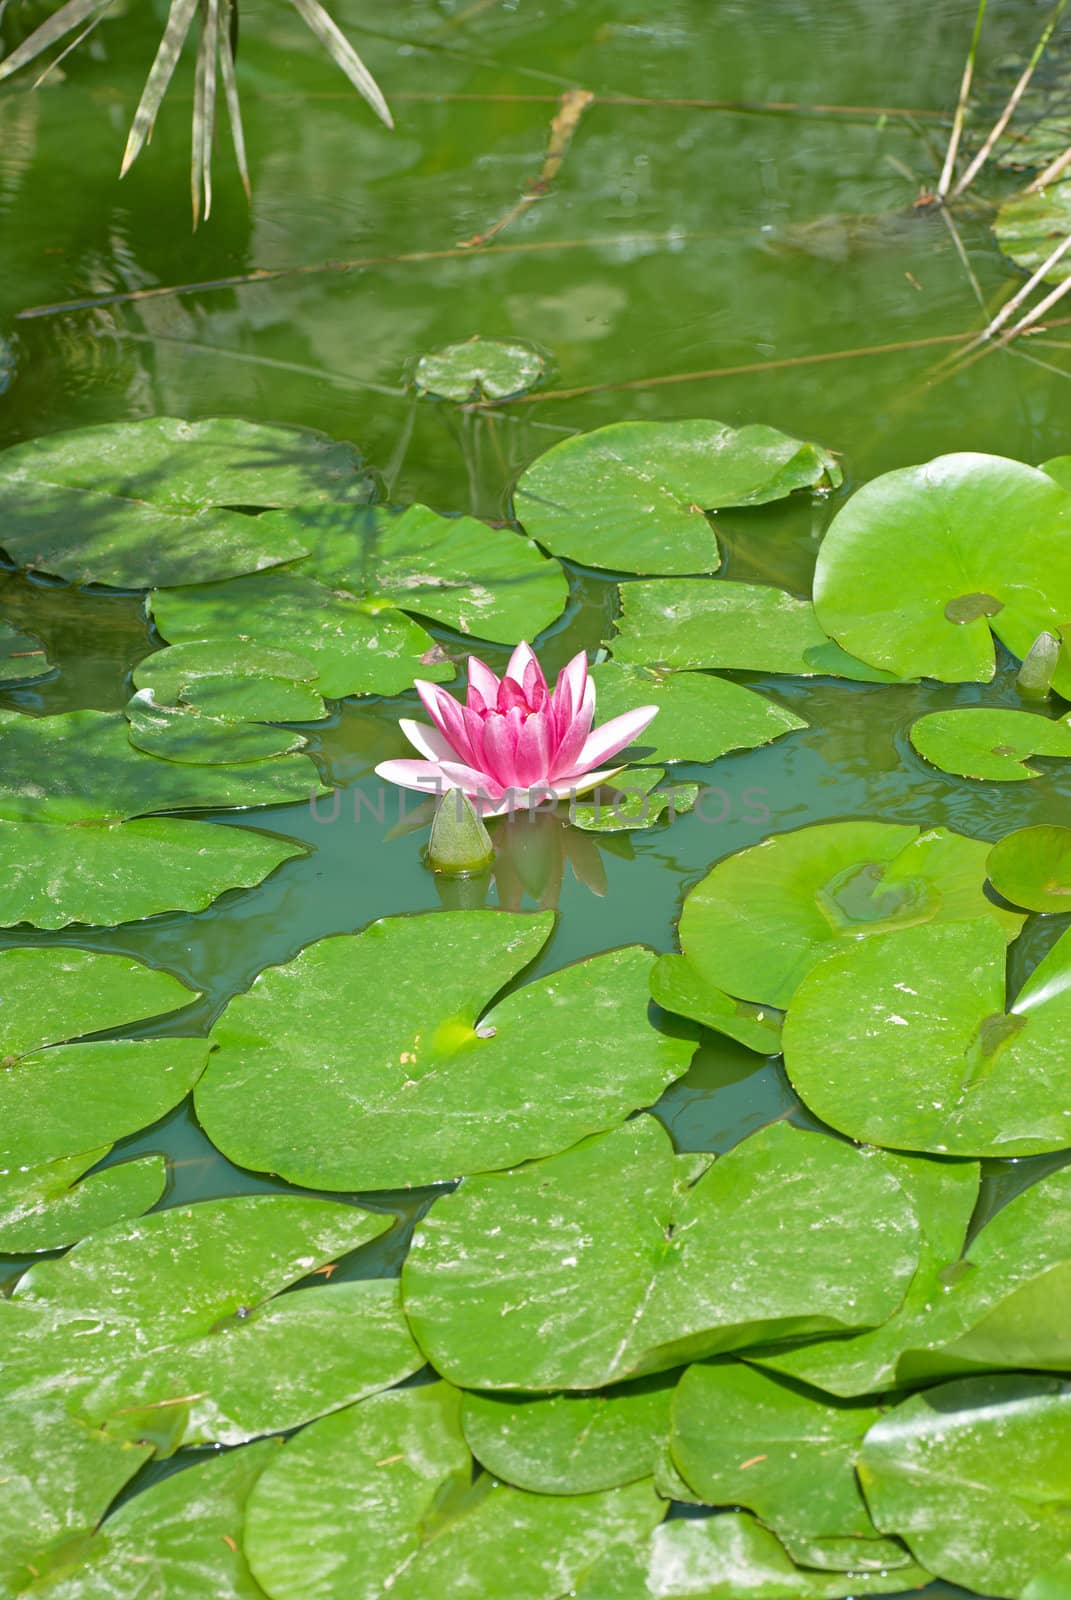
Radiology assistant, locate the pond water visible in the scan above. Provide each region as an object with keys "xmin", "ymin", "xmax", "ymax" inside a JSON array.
[{"xmin": 3, "ymin": 1, "xmax": 1071, "ymax": 1595}]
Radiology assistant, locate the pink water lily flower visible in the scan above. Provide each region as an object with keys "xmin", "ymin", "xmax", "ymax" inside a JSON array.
[{"xmin": 375, "ymin": 643, "xmax": 658, "ymax": 817}]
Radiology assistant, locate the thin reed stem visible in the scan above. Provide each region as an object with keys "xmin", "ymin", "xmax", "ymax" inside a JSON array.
[
  {"xmin": 937, "ymin": 0, "xmax": 988, "ymax": 199},
  {"xmin": 950, "ymin": 0, "xmax": 1068, "ymax": 199}
]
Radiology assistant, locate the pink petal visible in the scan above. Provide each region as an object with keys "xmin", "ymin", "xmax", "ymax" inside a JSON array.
[
  {"xmin": 513, "ymin": 706, "xmax": 553, "ymax": 788},
  {"xmin": 560, "ymin": 705, "xmax": 659, "ymax": 778},
  {"xmin": 553, "ymin": 650, "xmax": 589, "ymax": 723},
  {"xmin": 506, "ymin": 642, "xmax": 547, "ymax": 709},
  {"xmin": 415, "ymin": 680, "xmax": 478, "ymax": 766},
  {"xmin": 548, "ymin": 677, "xmax": 596, "ymax": 780},
  {"xmin": 496, "ymin": 675, "xmax": 529, "ymax": 714},
  {"xmin": 467, "ymin": 655, "xmax": 500, "ymax": 712},
  {"xmin": 480, "ymin": 708, "xmax": 524, "ymax": 787},
  {"xmin": 398, "ymin": 719, "xmax": 456, "ymax": 762},
  {"xmin": 375, "ymin": 758, "xmax": 505, "ymax": 803}
]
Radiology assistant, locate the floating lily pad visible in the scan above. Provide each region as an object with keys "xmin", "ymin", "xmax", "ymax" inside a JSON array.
[
  {"xmin": 461, "ymin": 1379, "xmax": 675, "ymax": 1496},
  {"xmin": 610, "ymin": 580, "xmax": 903, "ymax": 679},
  {"xmin": 269, "ymin": 502, "xmax": 568, "ymax": 644},
  {"xmin": 650, "ymin": 956, "xmax": 784, "ymax": 1054},
  {"xmin": 858, "ymin": 1375, "xmax": 1071, "ymax": 1598},
  {"xmin": 569, "ymin": 767, "xmax": 699, "ymax": 833},
  {"xmin": 896, "ymin": 1162, "xmax": 1071, "ymax": 1383},
  {"xmin": 996, "ymin": 183, "xmax": 1071, "ymax": 284},
  {"xmin": 658, "ymin": 821, "xmax": 1019, "ymax": 1017},
  {"xmin": 1, "ymin": 1037, "xmax": 209, "ymax": 1171},
  {"xmin": 757, "ymin": 1153, "xmax": 980, "ymax": 1397},
  {"xmin": 150, "ymin": 572, "xmax": 455, "ymax": 699},
  {"xmin": 414, "ymin": 337, "xmax": 546, "ymax": 402},
  {"xmin": 0, "ymin": 946, "xmax": 196, "ymax": 1059},
  {"xmin": 132, "ymin": 641, "xmax": 328, "ymax": 722},
  {"xmin": 126, "ymin": 693, "xmax": 306, "ymax": 764},
  {"xmin": 0, "ymin": 709, "xmax": 325, "ymax": 823},
  {"xmin": 0, "ymin": 1399, "xmax": 152, "ymax": 1598},
  {"xmin": 574, "ymin": 1512, "xmax": 931, "ymax": 1599},
  {"xmin": 30, "ymin": 1437, "xmax": 276, "ymax": 1600},
  {"xmin": 246, "ymin": 1382, "xmax": 664, "ymax": 1600},
  {"xmin": 514, "ymin": 419, "xmax": 841, "ymax": 574},
  {"xmin": 0, "ymin": 815, "xmax": 307, "ymax": 929},
  {"xmin": 82, "ymin": 1277, "xmax": 425, "ymax": 1452},
  {"xmin": 0, "ymin": 1150, "xmax": 166, "ymax": 1253},
  {"xmin": 196, "ymin": 910, "xmax": 693, "ymax": 1191},
  {"xmin": 813, "ymin": 454, "xmax": 1071, "ymax": 695},
  {"xmin": 0, "ymin": 622, "xmax": 52, "ymax": 684},
  {"xmin": 670, "ymin": 1364, "xmax": 903, "ymax": 1568},
  {"xmin": 988, "ymin": 825, "xmax": 1071, "ymax": 911},
  {"xmin": 402, "ymin": 1116, "xmax": 919, "ymax": 1391},
  {"xmin": 783, "ymin": 917, "xmax": 1071, "ymax": 1155},
  {"xmin": 5, "ymin": 1195, "xmax": 389, "ymax": 1428},
  {"xmin": 1041, "ymin": 452, "xmax": 1071, "ymax": 491},
  {"xmin": 588, "ymin": 663, "xmax": 805, "ymax": 765},
  {"xmin": 911, "ymin": 707, "xmax": 1071, "ymax": 780}
]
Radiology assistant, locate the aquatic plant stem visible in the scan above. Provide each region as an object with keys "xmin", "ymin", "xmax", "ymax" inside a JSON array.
[
  {"xmin": 950, "ymin": 0, "xmax": 1068, "ymax": 200},
  {"xmin": 1024, "ymin": 141, "xmax": 1071, "ymax": 192},
  {"xmin": 457, "ymin": 87, "xmax": 594, "ymax": 249},
  {"xmin": 937, "ymin": 0, "xmax": 988, "ymax": 200}
]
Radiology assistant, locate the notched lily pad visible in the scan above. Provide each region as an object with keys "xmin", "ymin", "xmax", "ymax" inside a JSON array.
[
  {"xmin": 514, "ymin": 419, "xmax": 842, "ymax": 575},
  {"xmin": 132, "ymin": 640, "xmax": 328, "ymax": 722},
  {"xmin": 911, "ymin": 706, "xmax": 1071, "ymax": 781},
  {"xmin": 610, "ymin": 579, "xmax": 904, "ymax": 679},
  {"xmin": 0, "ymin": 1150, "xmax": 167, "ymax": 1253},
  {"xmin": 125, "ymin": 692, "xmax": 307, "ymax": 765},
  {"xmin": 414, "ymin": 337, "xmax": 546, "ymax": 402},
  {"xmin": 783, "ymin": 917, "xmax": 1071, "ymax": 1155},
  {"xmin": 814, "ymin": 453, "xmax": 1071, "ymax": 695},
  {"xmin": 989, "ymin": 825, "xmax": 1071, "ymax": 911},
  {"xmin": 196, "ymin": 910, "xmax": 693, "ymax": 1191},
  {"xmin": 589, "ymin": 662, "xmax": 806, "ymax": 765},
  {"xmin": 402, "ymin": 1116, "xmax": 920, "ymax": 1391}
]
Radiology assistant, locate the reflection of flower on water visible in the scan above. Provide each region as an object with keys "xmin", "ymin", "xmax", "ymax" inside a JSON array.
[
  {"xmin": 375, "ymin": 642, "xmax": 657, "ymax": 817},
  {"xmin": 434, "ymin": 809, "xmax": 635, "ymax": 913}
]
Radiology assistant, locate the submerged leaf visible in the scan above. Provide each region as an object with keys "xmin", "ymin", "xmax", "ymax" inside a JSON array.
[
  {"xmin": 0, "ymin": 622, "xmax": 52, "ymax": 685},
  {"xmin": 414, "ymin": 338, "xmax": 545, "ymax": 402},
  {"xmin": 514, "ymin": 419, "xmax": 841, "ymax": 575}
]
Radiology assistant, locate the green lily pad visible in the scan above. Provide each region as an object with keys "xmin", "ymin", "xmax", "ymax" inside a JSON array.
[
  {"xmin": 996, "ymin": 183, "xmax": 1071, "ymax": 284},
  {"xmin": 1041, "ymin": 453, "xmax": 1071, "ymax": 492},
  {"xmin": 246, "ymin": 1382, "xmax": 664, "ymax": 1600},
  {"xmin": 988, "ymin": 825, "xmax": 1071, "ymax": 911},
  {"xmin": 81, "ymin": 1277, "xmax": 425, "ymax": 1452},
  {"xmin": 125, "ymin": 694, "xmax": 306, "ymax": 765},
  {"xmin": 650, "ymin": 956, "xmax": 784, "ymax": 1054},
  {"xmin": 858, "ymin": 1375, "xmax": 1071, "ymax": 1599},
  {"xmin": 610, "ymin": 580, "xmax": 903, "ymax": 679},
  {"xmin": 757, "ymin": 1153, "xmax": 980, "ymax": 1397},
  {"xmin": 461, "ymin": 1379, "xmax": 675, "ymax": 1496},
  {"xmin": 0, "ymin": 946, "xmax": 196, "ymax": 1058},
  {"xmin": 132, "ymin": 641, "xmax": 328, "ymax": 722},
  {"xmin": 0, "ymin": 1399, "xmax": 152, "ymax": 1598},
  {"xmin": 0, "ymin": 816, "xmax": 307, "ymax": 929},
  {"xmin": 0, "ymin": 1150, "xmax": 166, "ymax": 1253},
  {"xmin": 0, "ymin": 709, "xmax": 325, "ymax": 821},
  {"xmin": 4, "ymin": 1195, "xmax": 390, "ymax": 1431},
  {"xmin": 402, "ymin": 1116, "xmax": 920, "ymax": 1391},
  {"xmin": 911, "ymin": 707, "xmax": 1071, "ymax": 780},
  {"xmin": 896, "ymin": 1162, "xmax": 1071, "ymax": 1383},
  {"xmin": 245, "ymin": 1384, "xmax": 470, "ymax": 1600},
  {"xmin": 196, "ymin": 910, "xmax": 693, "ymax": 1191},
  {"xmin": 569, "ymin": 767, "xmax": 699, "ymax": 833},
  {"xmin": 150, "ymin": 571, "xmax": 455, "ymax": 699},
  {"xmin": 514, "ymin": 419, "xmax": 842, "ymax": 575},
  {"xmin": 670, "ymin": 1364, "xmax": 902, "ymax": 1568},
  {"xmin": 414, "ymin": 337, "xmax": 546, "ymax": 402},
  {"xmin": 783, "ymin": 917, "xmax": 1071, "ymax": 1155},
  {"xmin": 270, "ymin": 502, "xmax": 568, "ymax": 645},
  {"xmin": 588, "ymin": 663, "xmax": 805, "ymax": 764},
  {"xmin": 0, "ymin": 417, "xmax": 369, "ymax": 513},
  {"xmin": 27, "ymin": 1437, "xmax": 276, "ymax": 1600},
  {"xmin": 574, "ymin": 1512, "xmax": 931, "ymax": 1599},
  {"xmin": 813, "ymin": 454, "xmax": 1071, "ymax": 694},
  {"xmin": 658, "ymin": 821, "xmax": 1020, "ymax": 1016},
  {"xmin": 0, "ymin": 622, "xmax": 52, "ymax": 684},
  {"xmin": 1, "ymin": 1037, "xmax": 209, "ymax": 1171}
]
